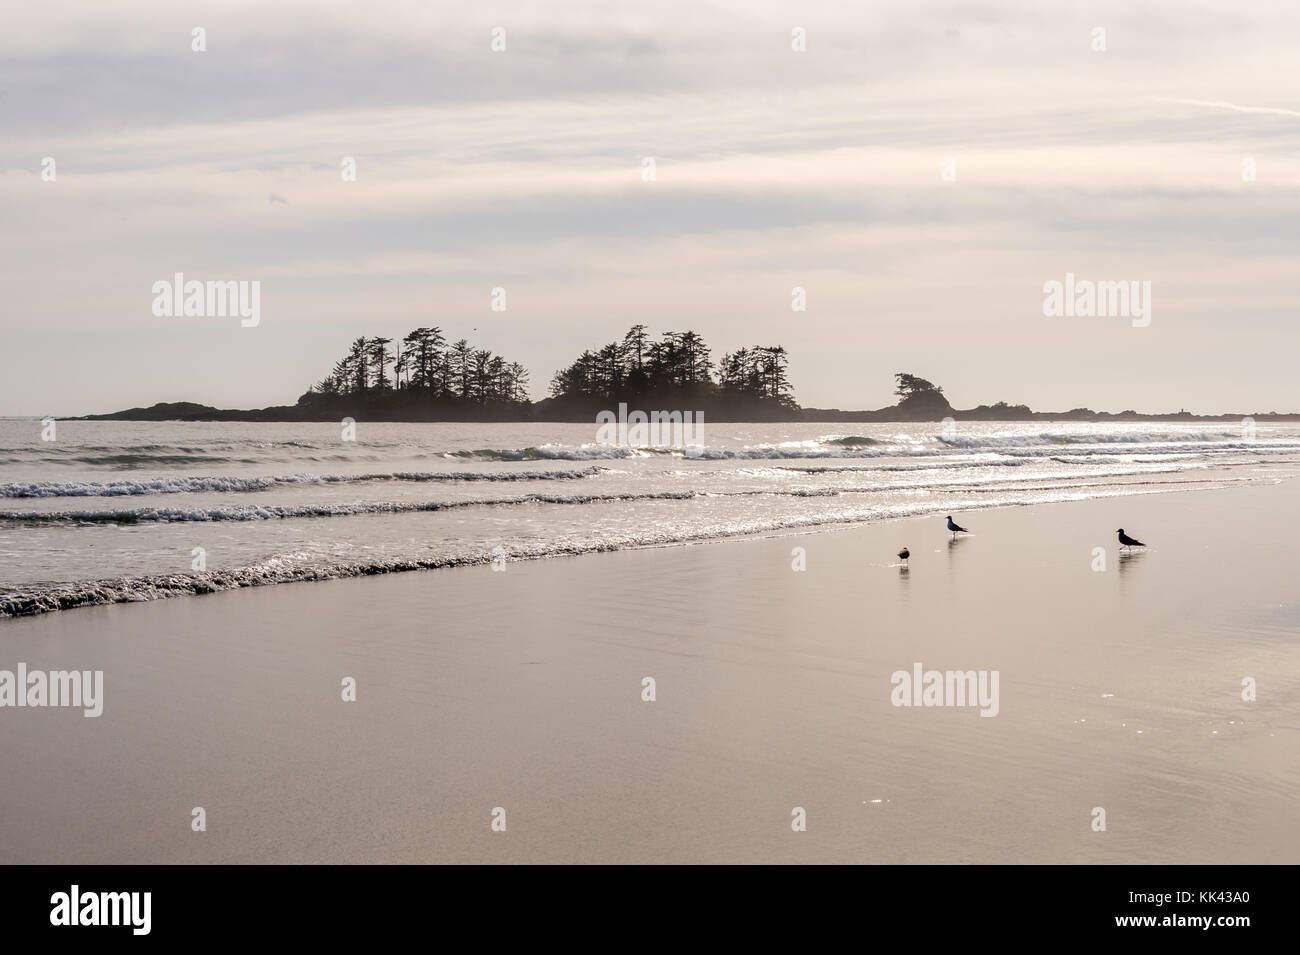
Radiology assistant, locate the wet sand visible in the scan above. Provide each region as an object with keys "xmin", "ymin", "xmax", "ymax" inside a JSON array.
[{"xmin": 1, "ymin": 477, "xmax": 1298, "ymax": 863}]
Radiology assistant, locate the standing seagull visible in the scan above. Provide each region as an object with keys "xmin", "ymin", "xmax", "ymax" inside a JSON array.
[
  {"xmin": 897, "ymin": 546, "xmax": 910, "ymax": 565},
  {"xmin": 946, "ymin": 515, "xmax": 968, "ymax": 539},
  {"xmin": 1117, "ymin": 528, "xmax": 1146, "ymax": 550}
]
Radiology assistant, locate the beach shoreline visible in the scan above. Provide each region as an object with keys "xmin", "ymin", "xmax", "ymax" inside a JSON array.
[
  {"xmin": 1, "ymin": 459, "xmax": 1281, "ymax": 620},
  {"xmin": 1, "ymin": 477, "xmax": 1298, "ymax": 864}
]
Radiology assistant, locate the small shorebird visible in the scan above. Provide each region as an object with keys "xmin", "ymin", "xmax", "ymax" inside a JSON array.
[
  {"xmin": 897, "ymin": 547, "xmax": 910, "ymax": 565},
  {"xmin": 1117, "ymin": 528, "xmax": 1146, "ymax": 550},
  {"xmin": 946, "ymin": 515, "xmax": 968, "ymax": 538}
]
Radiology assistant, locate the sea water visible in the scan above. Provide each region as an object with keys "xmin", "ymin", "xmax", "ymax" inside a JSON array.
[{"xmin": 3, "ymin": 418, "xmax": 1298, "ymax": 615}]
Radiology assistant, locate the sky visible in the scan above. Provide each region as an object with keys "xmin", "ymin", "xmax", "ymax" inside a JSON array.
[{"xmin": 3, "ymin": 0, "xmax": 1299, "ymax": 416}]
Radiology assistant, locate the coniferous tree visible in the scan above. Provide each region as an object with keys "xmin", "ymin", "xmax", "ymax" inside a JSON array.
[
  {"xmin": 348, "ymin": 337, "xmax": 370, "ymax": 393},
  {"xmin": 368, "ymin": 338, "xmax": 394, "ymax": 390},
  {"xmin": 310, "ymin": 328, "xmax": 529, "ymax": 408},
  {"xmin": 546, "ymin": 326, "xmax": 795, "ymax": 409}
]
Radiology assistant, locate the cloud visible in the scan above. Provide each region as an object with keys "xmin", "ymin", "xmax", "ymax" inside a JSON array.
[
  {"xmin": 1161, "ymin": 98, "xmax": 1300, "ymax": 118},
  {"xmin": 3, "ymin": 0, "xmax": 1300, "ymax": 414}
]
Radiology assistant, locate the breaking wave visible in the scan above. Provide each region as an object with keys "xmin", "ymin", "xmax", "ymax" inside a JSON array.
[
  {"xmin": 2, "ymin": 490, "xmax": 697, "ymax": 524},
  {"xmin": 0, "ymin": 466, "xmax": 1219, "ymax": 525},
  {"xmin": 0, "ymin": 467, "xmax": 602, "ymax": 498},
  {"xmin": 935, "ymin": 430, "xmax": 1241, "ymax": 447}
]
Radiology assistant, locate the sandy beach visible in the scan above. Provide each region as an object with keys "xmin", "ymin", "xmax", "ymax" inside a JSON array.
[{"xmin": 1, "ymin": 476, "xmax": 1297, "ymax": 864}]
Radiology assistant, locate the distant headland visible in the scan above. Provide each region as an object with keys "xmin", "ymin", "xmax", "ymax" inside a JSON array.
[{"xmin": 80, "ymin": 326, "xmax": 1300, "ymax": 423}]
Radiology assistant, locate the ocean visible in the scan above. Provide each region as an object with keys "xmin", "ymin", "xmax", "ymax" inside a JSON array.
[{"xmin": 3, "ymin": 418, "xmax": 1299, "ymax": 617}]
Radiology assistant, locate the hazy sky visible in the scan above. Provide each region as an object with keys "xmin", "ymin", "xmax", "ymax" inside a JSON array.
[{"xmin": 3, "ymin": 0, "xmax": 1299, "ymax": 415}]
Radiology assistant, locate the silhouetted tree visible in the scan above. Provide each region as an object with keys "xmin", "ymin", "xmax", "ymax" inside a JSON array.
[
  {"xmin": 348, "ymin": 338, "xmax": 370, "ymax": 393},
  {"xmin": 310, "ymin": 328, "xmax": 529, "ymax": 408},
  {"xmin": 895, "ymin": 373, "xmax": 942, "ymax": 401},
  {"xmin": 548, "ymin": 326, "xmax": 795, "ymax": 409},
  {"xmin": 368, "ymin": 338, "xmax": 394, "ymax": 390}
]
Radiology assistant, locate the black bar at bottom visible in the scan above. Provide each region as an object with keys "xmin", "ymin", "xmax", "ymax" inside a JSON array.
[{"xmin": 0, "ymin": 864, "xmax": 1282, "ymax": 941}]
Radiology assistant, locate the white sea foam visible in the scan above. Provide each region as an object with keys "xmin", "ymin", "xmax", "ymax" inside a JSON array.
[
  {"xmin": 0, "ymin": 468, "xmax": 602, "ymax": 498},
  {"xmin": 2, "ymin": 490, "xmax": 699, "ymax": 524},
  {"xmin": 936, "ymin": 430, "xmax": 1240, "ymax": 447}
]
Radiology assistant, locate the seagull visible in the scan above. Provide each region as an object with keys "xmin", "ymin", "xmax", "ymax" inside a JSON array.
[
  {"xmin": 946, "ymin": 515, "xmax": 968, "ymax": 538},
  {"xmin": 897, "ymin": 547, "xmax": 909, "ymax": 565},
  {"xmin": 1117, "ymin": 528, "xmax": 1146, "ymax": 550}
]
